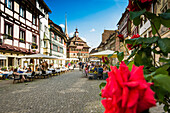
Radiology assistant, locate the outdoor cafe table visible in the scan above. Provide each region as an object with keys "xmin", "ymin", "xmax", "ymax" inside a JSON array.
[
  {"xmin": 35, "ymin": 71, "xmax": 42, "ymax": 75},
  {"xmin": 0, "ymin": 71, "xmax": 13, "ymax": 78},
  {"xmin": 46, "ymin": 70, "xmax": 52, "ymax": 74},
  {"xmin": 19, "ymin": 73, "xmax": 32, "ymax": 77}
]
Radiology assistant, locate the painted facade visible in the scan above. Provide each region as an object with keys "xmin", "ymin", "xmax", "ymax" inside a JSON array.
[{"xmin": 67, "ymin": 28, "xmax": 90, "ymax": 62}]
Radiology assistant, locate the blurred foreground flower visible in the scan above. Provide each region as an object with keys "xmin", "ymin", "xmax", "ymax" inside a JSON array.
[
  {"xmin": 117, "ymin": 34, "xmax": 124, "ymax": 42},
  {"xmin": 101, "ymin": 62, "xmax": 156, "ymax": 113},
  {"xmin": 127, "ymin": 0, "xmax": 153, "ymax": 11},
  {"xmin": 127, "ymin": 34, "xmax": 141, "ymax": 50},
  {"xmin": 102, "ymin": 56, "xmax": 109, "ymax": 64}
]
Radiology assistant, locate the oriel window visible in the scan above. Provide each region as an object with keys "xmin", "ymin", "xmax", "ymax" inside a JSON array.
[{"xmin": 5, "ymin": 0, "xmax": 12, "ymax": 10}]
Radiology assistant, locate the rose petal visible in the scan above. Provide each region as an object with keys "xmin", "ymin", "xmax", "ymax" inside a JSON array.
[
  {"xmin": 122, "ymin": 86, "xmax": 129, "ymax": 108},
  {"xmin": 127, "ymin": 89, "xmax": 139, "ymax": 108}
]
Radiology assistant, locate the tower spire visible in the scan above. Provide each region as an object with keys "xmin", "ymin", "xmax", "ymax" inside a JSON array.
[{"xmin": 65, "ymin": 13, "xmax": 69, "ymax": 38}]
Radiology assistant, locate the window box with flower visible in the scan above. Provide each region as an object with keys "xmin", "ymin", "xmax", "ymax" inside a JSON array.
[{"xmin": 19, "ymin": 38, "xmax": 25, "ymax": 43}]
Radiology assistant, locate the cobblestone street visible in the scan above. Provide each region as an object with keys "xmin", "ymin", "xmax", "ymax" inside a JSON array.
[
  {"xmin": 0, "ymin": 69, "xmax": 164, "ymax": 113},
  {"xmin": 0, "ymin": 69, "xmax": 104, "ymax": 113}
]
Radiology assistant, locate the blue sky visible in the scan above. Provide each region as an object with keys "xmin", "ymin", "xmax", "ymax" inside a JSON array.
[{"xmin": 44, "ymin": 0, "xmax": 128, "ymax": 50}]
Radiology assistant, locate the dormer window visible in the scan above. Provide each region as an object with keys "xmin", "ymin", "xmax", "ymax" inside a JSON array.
[{"xmin": 5, "ymin": 0, "xmax": 12, "ymax": 10}]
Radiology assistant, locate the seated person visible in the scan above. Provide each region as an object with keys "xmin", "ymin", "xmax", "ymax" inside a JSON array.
[
  {"xmin": 14, "ymin": 68, "xmax": 25, "ymax": 81},
  {"xmin": 17, "ymin": 65, "xmax": 24, "ymax": 73},
  {"xmin": 27, "ymin": 67, "xmax": 33, "ymax": 73}
]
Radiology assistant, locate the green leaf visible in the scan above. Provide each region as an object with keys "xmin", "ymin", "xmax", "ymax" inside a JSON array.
[
  {"xmin": 127, "ymin": 61, "xmax": 134, "ymax": 71},
  {"xmin": 153, "ymin": 74, "xmax": 170, "ymax": 93},
  {"xmin": 155, "ymin": 65, "xmax": 170, "ymax": 75},
  {"xmin": 133, "ymin": 16, "xmax": 141, "ymax": 26},
  {"xmin": 154, "ymin": 86, "xmax": 168, "ymax": 102},
  {"xmin": 159, "ymin": 9, "xmax": 170, "ymax": 20},
  {"xmin": 159, "ymin": 58, "xmax": 170, "ymax": 63},
  {"xmin": 160, "ymin": 17, "xmax": 170, "ymax": 28},
  {"xmin": 125, "ymin": 36, "xmax": 159, "ymax": 45},
  {"xmin": 108, "ymin": 54, "xmax": 113, "ymax": 58},
  {"xmin": 144, "ymin": 71, "xmax": 156, "ymax": 80},
  {"xmin": 117, "ymin": 52, "xmax": 124, "ymax": 62},
  {"xmin": 151, "ymin": 16, "xmax": 161, "ymax": 35},
  {"xmin": 164, "ymin": 105, "xmax": 168, "ymax": 112},
  {"xmin": 158, "ymin": 38, "xmax": 170, "ymax": 53},
  {"xmin": 134, "ymin": 48, "xmax": 152, "ymax": 67},
  {"xmin": 99, "ymin": 82, "xmax": 106, "ymax": 90},
  {"xmin": 129, "ymin": 9, "xmax": 146, "ymax": 20},
  {"xmin": 126, "ymin": 48, "xmax": 138, "ymax": 61},
  {"xmin": 99, "ymin": 91, "xmax": 102, "ymax": 96},
  {"xmin": 145, "ymin": 12, "xmax": 156, "ymax": 19}
]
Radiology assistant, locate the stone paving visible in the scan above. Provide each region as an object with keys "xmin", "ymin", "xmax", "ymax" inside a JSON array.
[
  {"xmin": 0, "ymin": 69, "xmax": 165, "ymax": 113},
  {"xmin": 0, "ymin": 69, "xmax": 104, "ymax": 113}
]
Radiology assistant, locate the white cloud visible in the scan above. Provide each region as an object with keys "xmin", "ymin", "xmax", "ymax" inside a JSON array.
[
  {"xmin": 59, "ymin": 24, "xmax": 65, "ymax": 28},
  {"xmin": 69, "ymin": 32, "xmax": 74, "ymax": 37},
  {"xmin": 90, "ymin": 28, "xmax": 95, "ymax": 32}
]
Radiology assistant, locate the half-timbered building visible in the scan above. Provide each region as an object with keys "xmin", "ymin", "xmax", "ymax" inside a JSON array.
[{"xmin": 0, "ymin": 0, "xmax": 47, "ymax": 67}]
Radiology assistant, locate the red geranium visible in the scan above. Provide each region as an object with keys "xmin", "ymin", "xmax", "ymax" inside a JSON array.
[
  {"xmin": 101, "ymin": 62, "xmax": 156, "ymax": 113},
  {"xmin": 127, "ymin": 0, "xmax": 153, "ymax": 11},
  {"xmin": 117, "ymin": 34, "xmax": 124, "ymax": 42},
  {"xmin": 127, "ymin": 34, "xmax": 140, "ymax": 50}
]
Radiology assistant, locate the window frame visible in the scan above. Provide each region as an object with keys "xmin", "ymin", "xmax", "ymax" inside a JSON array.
[
  {"xmin": 32, "ymin": 35, "xmax": 37, "ymax": 44},
  {"xmin": 19, "ymin": 29, "xmax": 26, "ymax": 43},
  {"xmin": 32, "ymin": 14, "xmax": 36, "ymax": 25},
  {"xmin": 19, "ymin": 5, "xmax": 25, "ymax": 18},
  {"xmin": 5, "ymin": 0, "xmax": 13, "ymax": 10},
  {"xmin": 4, "ymin": 22, "xmax": 13, "ymax": 40}
]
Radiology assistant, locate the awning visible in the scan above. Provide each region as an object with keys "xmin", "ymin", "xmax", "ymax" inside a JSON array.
[
  {"xmin": 20, "ymin": 54, "xmax": 58, "ymax": 59},
  {"xmin": 0, "ymin": 54, "xmax": 7, "ymax": 59},
  {"xmin": 90, "ymin": 50, "xmax": 117, "ymax": 58}
]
